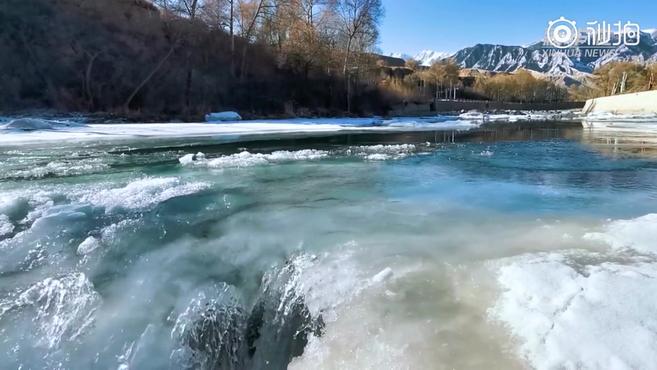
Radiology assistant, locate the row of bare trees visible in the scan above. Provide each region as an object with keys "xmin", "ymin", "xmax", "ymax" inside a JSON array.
[
  {"xmin": 474, "ymin": 70, "xmax": 568, "ymax": 103},
  {"xmin": 380, "ymin": 59, "xmax": 569, "ymax": 104},
  {"xmin": 569, "ymin": 62, "xmax": 657, "ymax": 100},
  {"xmin": 151, "ymin": 0, "xmax": 384, "ymax": 112},
  {"xmin": 0, "ymin": 0, "xmax": 387, "ymax": 118}
]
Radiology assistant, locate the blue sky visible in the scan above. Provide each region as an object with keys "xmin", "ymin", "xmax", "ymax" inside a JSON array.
[{"xmin": 379, "ymin": 0, "xmax": 657, "ymax": 55}]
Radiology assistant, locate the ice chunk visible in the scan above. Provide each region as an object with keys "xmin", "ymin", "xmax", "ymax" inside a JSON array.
[
  {"xmin": 0, "ymin": 214, "xmax": 14, "ymax": 237},
  {"xmin": 77, "ymin": 236, "xmax": 101, "ymax": 255},
  {"xmin": 370, "ymin": 267, "xmax": 393, "ymax": 283},
  {"xmin": 178, "ymin": 153, "xmax": 195, "ymax": 165},
  {"xmin": 205, "ymin": 111, "xmax": 242, "ymax": 122}
]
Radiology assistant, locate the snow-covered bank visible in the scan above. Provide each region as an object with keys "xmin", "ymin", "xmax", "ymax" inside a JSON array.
[
  {"xmin": 0, "ymin": 117, "xmax": 477, "ymax": 145},
  {"xmin": 0, "ymin": 111, "xmax": 582, "ymax": 146},
  {"xmin": 582, "ymin": 91, "xmax": 657, "ymax": 129},
  {"xmin": 459, "ymin": 110, "xmax": 582, "ymax": 123},
  {"xmin": 583, "ymin": 91, "xmax": 657, "ymax": 116}
]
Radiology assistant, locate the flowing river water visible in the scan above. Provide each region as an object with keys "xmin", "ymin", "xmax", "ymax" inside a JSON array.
[{"xmin": 2, "ymin": 122, "xmax": 657, "ymax": 369}]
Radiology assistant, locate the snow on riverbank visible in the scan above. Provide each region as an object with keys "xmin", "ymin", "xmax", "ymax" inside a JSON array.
[{"xmin": 0, "ymin": 111, "xmax": 582, "ymax": 145}]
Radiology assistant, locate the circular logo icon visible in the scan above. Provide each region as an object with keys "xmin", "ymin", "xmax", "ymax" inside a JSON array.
[{"xmin": 546, "ymin": 17, "xmax": 578, "ymax": 49}]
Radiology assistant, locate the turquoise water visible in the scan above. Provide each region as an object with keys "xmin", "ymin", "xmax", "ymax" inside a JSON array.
[{"xmin": 1, "ymin": 123, "xmax": 657, "ymax": 369}]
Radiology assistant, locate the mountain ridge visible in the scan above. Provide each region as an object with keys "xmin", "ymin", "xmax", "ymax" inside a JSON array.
[{"xmin": 391, "ymin": 30, "xmax": 657, "ymax": 84}]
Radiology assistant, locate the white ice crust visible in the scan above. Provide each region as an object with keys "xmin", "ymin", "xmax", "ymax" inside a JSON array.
[
  {"xmin": 584, "ymin": 213, "xmax": 657, "ymax": 254},
  {"xmin": 490, "ymin": 252, "xmax": 657, "ymax": 370}
]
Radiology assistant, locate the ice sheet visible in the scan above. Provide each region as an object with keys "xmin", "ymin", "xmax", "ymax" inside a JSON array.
[{"xmin": 0, "ymin": 118, "xmax": 478, "ymax": 145}]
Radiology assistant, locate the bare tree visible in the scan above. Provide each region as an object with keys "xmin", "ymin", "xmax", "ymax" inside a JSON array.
[
  {"xmin": 336, "ymin": 0, "xmax": 381, "ymax": 73},
  {"xmin": 335, "ymin": 0, "xmax": 382, "ymax": 112},
  {"xmin": 236, "ymin": 0, "xmax": 267, "ymax": 79}
]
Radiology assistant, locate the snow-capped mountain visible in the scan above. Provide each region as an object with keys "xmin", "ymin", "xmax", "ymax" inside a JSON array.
[
  {"xmin": 413, "ymin": 50, "xmax": 452, "ymax": 66},
  {"xmin": 388, "ymin": 50, "xmax": 452, "ymax": 66},
  {"xmin": 393, "ymin": 30, "xmax": 657, "ymax": 84},
  {"xmin": 389, "ymin": 52, "xmax": 412, "ymax": 60},
  {"xmin": 447, "ymin": 30, "xmax": 657, "ymax": 84},
  {"xmin": 644, "ymin": 28, "xmax": 657, "ymax": 41}
]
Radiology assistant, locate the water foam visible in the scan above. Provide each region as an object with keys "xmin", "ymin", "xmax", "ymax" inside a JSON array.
[
  {"xmin": 80, "ymin": 177, "xmax": 209, "ymax": 212},
  {"xmin": 7, "ymin": 159, "xmax": 109, "ymax": 179},
  {"xmin": 0, "ymin": 273, "xmax": 101, "ymax": 349}
]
